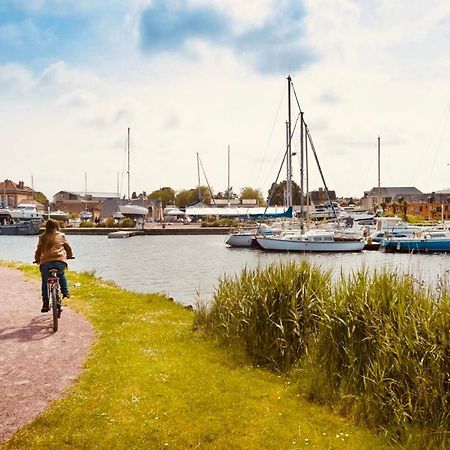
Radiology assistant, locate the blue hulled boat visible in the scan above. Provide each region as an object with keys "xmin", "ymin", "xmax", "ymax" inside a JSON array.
[{"xmin": 380, "ymin": 230, "xmax": 450, "ymax": 253}]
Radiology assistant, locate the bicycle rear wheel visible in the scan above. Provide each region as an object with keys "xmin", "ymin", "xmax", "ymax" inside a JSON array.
[{"xmin": 51, "ymin": 284, "xmax": 59, "ymax": 332}]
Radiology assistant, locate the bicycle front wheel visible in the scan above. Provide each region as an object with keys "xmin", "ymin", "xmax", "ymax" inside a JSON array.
[{"xmin": 51, "ymin": 284, "xmax": 59, "ymax": 332}]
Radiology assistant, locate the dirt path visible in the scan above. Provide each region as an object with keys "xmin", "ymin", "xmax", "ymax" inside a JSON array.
[{"xmin": 0, "ymin": 266, "xmax": 94, "ymax": 444}]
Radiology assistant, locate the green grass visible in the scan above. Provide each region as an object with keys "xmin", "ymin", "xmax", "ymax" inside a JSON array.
[{"xmin": 1, "ymin": 263, "xmax": 393, "ymax": 449}]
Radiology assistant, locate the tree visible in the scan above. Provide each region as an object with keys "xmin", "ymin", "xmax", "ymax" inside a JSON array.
[
  {"xmin": 149, "ymin": 187, "xmax": 176, "ymax": 207},
  {"xmin": 34, "ymin": 192, "xmax": 47, "ymax": 205},
  {"xmin": 176, "ymin": 186, "xmax": 212, "ymax": 207},
  {"xmin": 267, "ymin": 180, "xmax": 302, "ymax": 206},
  {"xmin": 240, "ymin": 187, "xmax": 264, "ymax": 205}
]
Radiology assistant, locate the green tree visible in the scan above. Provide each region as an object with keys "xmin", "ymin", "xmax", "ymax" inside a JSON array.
[
  {"xmin": 35, "ymin": 192, "xmax": 47, "ymax": 205},
  {"xmin": 176, "ymin": 186, "xmax": 212, "ymax": 207},
  {"xmin": 267, "ymin": 180, "xmax": 302, "ymax": 206},
  {"xmin": 149, "ymin": 187, "xmax": 176, "ymax": 208},
  {"xmin": 240, "ymin": 187, "xmax": 264, "ymax": 205}
]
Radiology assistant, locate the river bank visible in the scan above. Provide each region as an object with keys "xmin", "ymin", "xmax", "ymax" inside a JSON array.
[
  {"xmin": 1, "ymin": 264, "xmax": 394, "ymax": 449},
  {"xmin": 54, "ymin": 224, "xmax": 229, "ymax": 235}
]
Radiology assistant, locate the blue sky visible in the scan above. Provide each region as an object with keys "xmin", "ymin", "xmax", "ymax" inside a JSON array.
[{"xmin": 1, "ymin": 0, "xmax": 449, "ymax": 199}]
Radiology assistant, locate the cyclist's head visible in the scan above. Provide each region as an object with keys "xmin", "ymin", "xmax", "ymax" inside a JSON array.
[{"xmin": 45, "ymin": 218, "xmax": 60, "ymax": 233}]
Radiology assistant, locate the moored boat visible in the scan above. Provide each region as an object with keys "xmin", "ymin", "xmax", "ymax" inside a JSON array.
[
  {"xmin": 256, "ymin": 229, "xmax": 365, "ymax": 252},
  {"xmin": 0, "ymin": 219, "xmax": 41, "ymax": 235},
  {"xmin": 380, "ymin": 230, "xmax": 450, "ymax": 253}
]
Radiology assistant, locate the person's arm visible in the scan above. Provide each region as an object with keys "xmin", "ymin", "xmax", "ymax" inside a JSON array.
[
  {"xmin": 34, "ymin": 239, "xmax": 42, "ymax": 263},
  {"xmin": 62, "ymin": 235, "xmax": 73, "ymax": 259}
]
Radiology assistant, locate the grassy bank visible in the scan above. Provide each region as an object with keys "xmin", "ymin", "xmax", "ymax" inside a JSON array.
[
  {"xmin": 196, "ymin": 262, "xmax": 449, "ymax": 448},
  {"xmin": 2, "ymin": 263, "xmax": 393, "ymax": 449}
]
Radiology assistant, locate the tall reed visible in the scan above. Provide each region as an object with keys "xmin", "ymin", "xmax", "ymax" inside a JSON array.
[
  {"xmin": 195, "ymin": 261, "xmax": 449, "ymax": 445},
  {"xmin": 304, "ymin": 268, "xmax": 449, "ymax": 440},
  {"xmin": 198, "ymin": 261, "xmax": 331, "ymax": 371}
]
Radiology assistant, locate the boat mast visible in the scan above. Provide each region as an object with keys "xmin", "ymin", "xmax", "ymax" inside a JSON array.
[
  {"xmin": 286, "ymin": 75, "xmax": 293, "ymax": 208},
  {"xmin": 377, "ymin": 136, "xmax": 381, "ymax": 189},
  {"xmin": 196, "ymin": 152, "xmax": 201, "ymax": 201},
  {"xmin": 127, "ymin": 127, "xmax": 131, "ymax": 201},
  {"xmin": 227, "ymin": 145, "xmax": 231, "ymax": 208},
  {"xmin": 300, "ymin": 111, "xmax": 304, "ymax": 222}
]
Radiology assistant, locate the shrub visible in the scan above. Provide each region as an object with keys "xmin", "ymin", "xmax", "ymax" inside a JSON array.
[
  {"xmin": 79, "ymin": 221, "xmax": 94, "ymax": 228},
  {"xmin": 119, "ymin": 218, "xmax": 135, "ymax": 228}
]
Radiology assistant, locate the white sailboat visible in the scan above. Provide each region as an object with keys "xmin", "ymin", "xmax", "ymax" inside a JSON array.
[
  {"xmin": 118, "ymin": 128, "xmax": 148, "ymax": 218},
  {"xmin": 254, "ymin": 76, "xmax": 364, "ymax": 253}
]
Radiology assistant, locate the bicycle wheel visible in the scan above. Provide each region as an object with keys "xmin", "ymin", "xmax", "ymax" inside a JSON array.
[{"xmin": 51, "ymin": 284, "xmax": 59, "ymax": 332}]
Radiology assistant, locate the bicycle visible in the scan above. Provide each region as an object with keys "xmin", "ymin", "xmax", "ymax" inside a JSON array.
[
  {"xmin": 45, "ymin": 268, "xmax": 62, "ymax": 331},
  {"xmin": 34, "ymin": 258, "xmax": 74, "ymax": 332}
]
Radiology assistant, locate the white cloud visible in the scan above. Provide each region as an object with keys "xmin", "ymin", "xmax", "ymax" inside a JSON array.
[{"xmin": 1, "ymin": 1, "xmax": 450, "ymax": 199}]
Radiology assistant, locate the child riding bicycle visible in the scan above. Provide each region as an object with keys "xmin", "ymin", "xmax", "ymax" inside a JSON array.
[{"xmin": 34, "ymin": 218, "xmax": 74, "ymax": 313}]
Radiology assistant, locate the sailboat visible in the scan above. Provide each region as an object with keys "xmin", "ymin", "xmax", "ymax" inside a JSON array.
[
  {"xmin": 255, "ymin": 76, "xmax": 365, "ymax": 253},
  {"xmin": 118, "ymin": 128, "xmax": 148, "ymax": 218},
  {"xmin": 80, "ymin": 172, "xmax": 93, "ymax": 220}
]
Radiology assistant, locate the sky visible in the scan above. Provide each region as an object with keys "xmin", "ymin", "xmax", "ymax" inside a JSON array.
[{"xmin": 1, "ymin": 0, "xmax": 450, "ymax": 201}]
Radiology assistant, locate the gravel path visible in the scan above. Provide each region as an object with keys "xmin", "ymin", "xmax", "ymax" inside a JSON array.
[{"xmin": 0, "ymin": 266, "xmax": 94, "ymax": 444}]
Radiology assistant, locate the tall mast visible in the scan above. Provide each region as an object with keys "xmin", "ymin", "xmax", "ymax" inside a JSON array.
[
  {"xmin": 286, "ymin": 75, "xmax": 293, "ymax": 207},
  {"xmin": 300, "ymin": 111, "xmax": 304, "ymax": 219},
  {"xmin": 227, "ymin": 145, "xmax": 231, "ymax": 207},
  {"xmin": 196, "ymin": 152, "xmax": 201, "ymax": 201},
  {"xmin": 377, "ymin": 136, "xmax": 381, "ymax": 189},
  {"xmin": 127, "ymin": 127, "xmax": 131, "ymax": 201}
]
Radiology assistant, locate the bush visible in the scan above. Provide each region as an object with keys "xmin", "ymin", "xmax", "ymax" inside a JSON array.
[
  {"xmin": 79, "ymin": 221, "xmax": 94, "ymax": 228},
  {"xmin": 119, "ymin": 218, "xmax": 135, "ymax": 228}
]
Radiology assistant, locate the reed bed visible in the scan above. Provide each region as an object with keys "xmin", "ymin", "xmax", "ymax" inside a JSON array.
[
  {"xmin": 195, "ymin": 261, "xmax": 450, "ymax": 445},
  {"xmin": 195, "ymin": 261, "xmax": 332, "ymax": 371}
]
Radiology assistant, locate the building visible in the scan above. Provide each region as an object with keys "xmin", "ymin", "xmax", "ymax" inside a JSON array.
[
  {"xmin": 360, "ymin": 186, "xmax": 423, "ymax": 211},
  {"xmin": 0, "ymin": 179, "xmax": 42, "ymax": 209},
  {"xmin": 383, "ymin": 190, "xmax": 450, "ymax": 221},
  {"xmin": 309, "ymin": 187, "xmax": 337, "ymax": 205}
]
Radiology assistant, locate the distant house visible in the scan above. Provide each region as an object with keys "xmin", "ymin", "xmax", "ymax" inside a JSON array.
[
  {"xmin": 360, "ymin": 186, "xmax": 423, "ymax": 211},
  {"xmin": 0, "ymin": 179, "xmax": 42, "ymax": 209},
  {"xmin": 309, "ymin": 188, "xmax": 337, "ymax": 205}
]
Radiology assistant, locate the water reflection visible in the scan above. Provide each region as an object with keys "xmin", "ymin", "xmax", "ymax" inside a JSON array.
[{"xmin": 1, "ymin": 235, "xmax": 449, "ymax": 305}]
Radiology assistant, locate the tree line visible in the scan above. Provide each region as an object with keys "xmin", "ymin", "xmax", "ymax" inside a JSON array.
[{"xmin": 136, "ymin": 181, "xmax": 303, "ymax": 208}]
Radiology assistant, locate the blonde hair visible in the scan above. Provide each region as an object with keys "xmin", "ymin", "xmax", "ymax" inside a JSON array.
[{"xmin": 40, "ymin": 219, "xmax": 60, "ymax": 252}]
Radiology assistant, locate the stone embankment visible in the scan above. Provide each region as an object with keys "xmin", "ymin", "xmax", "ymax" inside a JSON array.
[{"xmin": 56, "ymin": 224, "xmax": 229, "ymax": 236}]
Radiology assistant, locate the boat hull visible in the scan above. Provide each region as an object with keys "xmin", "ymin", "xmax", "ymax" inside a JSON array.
[
  {"xmin": 225, "ymin": 233, "xmax": 257, "ymax": 248},
  {"xmin": 0, "ymin": 220, "xmax": 41, "ymax": 236},
  {"xmin": 256, "ymin": 236, "xmax": 364, "ymax": 252},
  {"xmin": 381, "ymin": 239, "xmax": 450, "ymax": 253},
  {"xmin": 119, "ymin": 205, "xmax": 148, "ymax": 217}
]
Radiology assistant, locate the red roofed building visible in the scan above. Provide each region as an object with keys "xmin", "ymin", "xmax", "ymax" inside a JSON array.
[{"xmin": 0, "ymin": 179, "xmax": 42, "ymax": 209}]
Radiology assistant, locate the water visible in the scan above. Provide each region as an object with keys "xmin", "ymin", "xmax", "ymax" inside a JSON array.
[{"xmin": 1, "ymin": 235, "xmax": 449, "ymax": 305}]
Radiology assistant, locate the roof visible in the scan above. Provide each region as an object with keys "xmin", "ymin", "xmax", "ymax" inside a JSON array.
[
  {"xmin": 366, "ymin": 187, "xmax": 422, "ymax": 197},
  {"xmin": 0, "ymin": 179, "xmax": 33, "ymax": 193}
]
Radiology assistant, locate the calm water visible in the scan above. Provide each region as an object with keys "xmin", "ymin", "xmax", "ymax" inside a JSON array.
[{"xmin": 1, "ymin": 235, "xmax": 449, "ymax": 305}]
